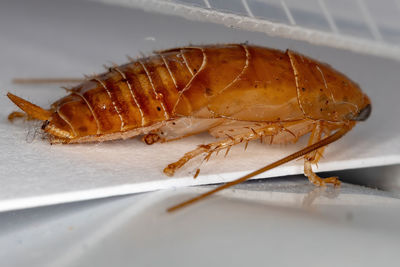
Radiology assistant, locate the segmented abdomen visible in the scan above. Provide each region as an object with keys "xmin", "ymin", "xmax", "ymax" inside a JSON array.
[
  {"xmin": 52, "ymin": 44, "xmax": 313, "ymax": 138},
  {"xmin": 54, "ymin": 46, "xmax": 207, "ymax": 137}
]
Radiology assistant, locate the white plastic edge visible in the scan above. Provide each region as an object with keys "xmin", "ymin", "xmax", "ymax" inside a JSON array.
[
  {"xmin": 92, "ymin": 0, "xmax": 400, "ymax": 61},
  {"xmin": 2, "ymin": 154, "xmax": 399, "ymax": 213}
]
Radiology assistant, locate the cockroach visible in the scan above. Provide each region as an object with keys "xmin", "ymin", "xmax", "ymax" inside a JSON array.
[{"xmin": 7, "ymin": 44, "xmax": 371, "ymax": 211}]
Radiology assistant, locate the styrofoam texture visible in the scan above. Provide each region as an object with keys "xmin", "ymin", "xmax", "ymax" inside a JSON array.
[{"xmin": 1, "ymin": 0, "xmax": 400, "ymax": 212}]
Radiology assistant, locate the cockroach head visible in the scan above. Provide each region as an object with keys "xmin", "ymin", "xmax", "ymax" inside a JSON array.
[
  {"xmin": 344, "ymin": 94, "xmax": 371, "ymax": 122},
  {"xmin": 352, "ymin": 103, "xmax": 371, "ymax": 121}
]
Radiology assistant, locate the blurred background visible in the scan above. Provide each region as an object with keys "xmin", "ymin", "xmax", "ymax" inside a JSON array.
[{"xmin": 1, "ymin": 0, "xmax": 400, "ymax": 266}]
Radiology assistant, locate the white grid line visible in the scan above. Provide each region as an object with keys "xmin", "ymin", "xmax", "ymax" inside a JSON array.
[
  {"xmin": 94, "ymin": 0, "xmax": 400, "ymax": 61},
  {"xmin": 357, "ymin": 0, "xmax": 383, "ymax": 41},
  {"xmin": 241, "ymin": 0, "xmax": 254, "ymax": 18},
  {"xmin": 318, "ymin": 0, "xmax": 339, "ymax": 34},
  {"xmin": 280, "ymin": 0, "xmax": 296, "ymax": 25}
]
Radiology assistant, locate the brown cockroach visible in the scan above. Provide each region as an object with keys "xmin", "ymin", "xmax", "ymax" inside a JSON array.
[{"xmin": 7, "ymin": 44, "xmax": 371, "ymax": 211}]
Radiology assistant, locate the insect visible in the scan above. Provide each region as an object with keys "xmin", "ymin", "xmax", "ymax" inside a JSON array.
[{"xmin": 7, "ymin": 44, "xmax": 371, "ymax": 211}]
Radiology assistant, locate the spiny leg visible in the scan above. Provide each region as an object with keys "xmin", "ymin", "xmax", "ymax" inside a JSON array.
[
  {"xmin": 304, "ymin": 122, "xmax": 340, "ymax": 186},
  {"xmin": 310, "ymin": 127, "xmax": 331, "ymax": 164},
  {"xmin": 163, "ymin": 125, "xmax": 280, "ymax": 176},
  {"xmin": 167, "ymin": 125, "xmax": 354, "ymax": 212}
]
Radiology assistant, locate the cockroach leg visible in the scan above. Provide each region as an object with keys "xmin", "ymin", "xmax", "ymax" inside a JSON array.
[
  {"xmin": 313, "ymin": 145, "xmax": 326, "ymax": 164},
  {"xmin": 205, "ymin": 149, "xmax": 215, "ymax": 162},
  {"xmin": 303, "ymin": 123, "xmax": 341, "ymax": 186},
  {"xmin": 312, "ymin": 128, "xmax": 331, "ymax": 164},
  {"xmin": 281, "ymin": 126, "xmax": 297, "ymax": 139},
  {"xmin": 8, "ymin": 111, "xmax": 26, "ymax": 121},
  {"xmin": 193, "ymin": 169, "xmax": 201, "ymax": 179},
  {"xmin": 304, "ymin": 159, "xmax": 340, "ymax": 186},
  {"xmin": 167, "ymin": 126, "xmax": 353, "ymax": 212},
  {"xmin": 244, "ymin": 140, "xmax": 249, "ymax": 151},
  {"xmin": 269, "ymin": 135, "xmax": 274, "ymax": 144},
  {"xmin": 225, "ymin": 134, "xmax": 235, "ymax": 141},
  {"xmin": 164, "ymin": 125, "xmax": 280, "ymax": 176},
  {"xmin": 224, "ymin": 146, "xmax": 231, "ymax": 157},
  {"xmin": 142, "ymin": 133, "xmax": 161, "ymax": 145},
  {"xmin": 163, "ymin": 145, "xmax": 209, "ymax": 176}
]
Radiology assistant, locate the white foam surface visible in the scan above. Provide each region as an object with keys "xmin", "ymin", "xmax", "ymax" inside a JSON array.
[{"xmin": 1, "ymin": 0, "xmax": 400, "ymax": 212}]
